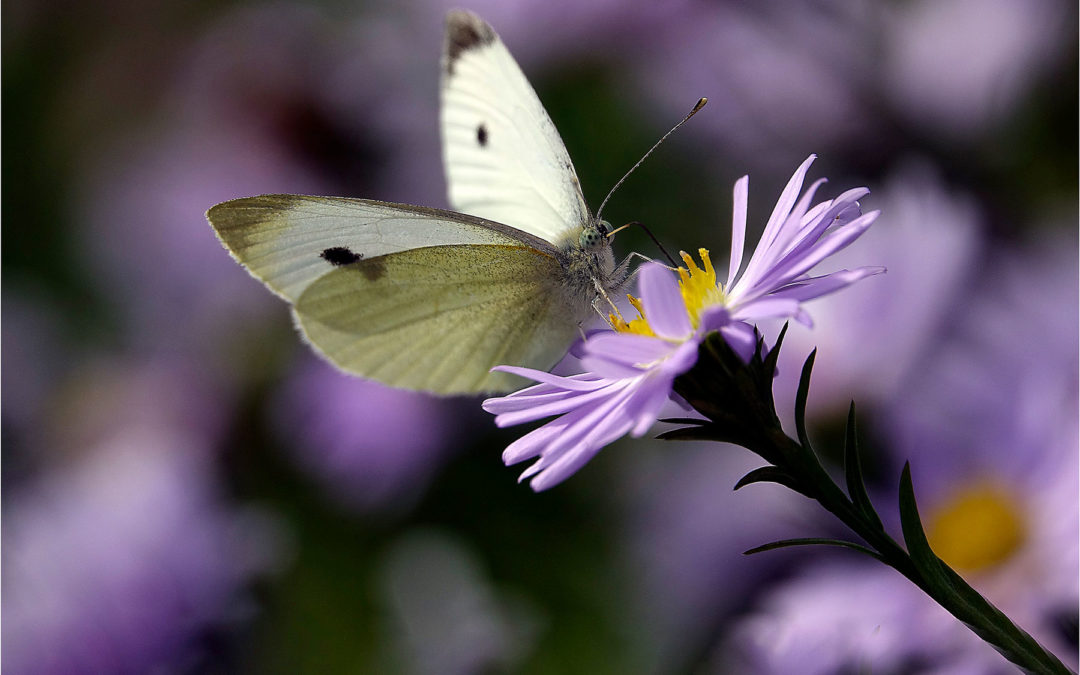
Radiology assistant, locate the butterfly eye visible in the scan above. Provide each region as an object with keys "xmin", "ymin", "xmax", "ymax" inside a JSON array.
[
  {"xmin": 579, "ymin": 227, "xmax": 603, "ymax": 251},
  {"xmin": 597, "ymin": 219, "xmax": 613, "ymax": 237}
]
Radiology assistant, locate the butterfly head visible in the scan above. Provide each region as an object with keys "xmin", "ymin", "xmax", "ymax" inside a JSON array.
[{"xmin": 579, "ymin": 219, "xmax": 614, "ymax": 252}]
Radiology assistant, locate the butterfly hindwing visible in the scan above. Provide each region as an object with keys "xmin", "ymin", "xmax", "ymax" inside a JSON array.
[{"xmin": 293, "ymin": 244, "xmax": 580, "ymax": 394}]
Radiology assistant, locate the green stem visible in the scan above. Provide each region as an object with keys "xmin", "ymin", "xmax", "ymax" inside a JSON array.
[{"xmin": 753, "ymin": 431, "xmax": 1072, "ymax": 675}]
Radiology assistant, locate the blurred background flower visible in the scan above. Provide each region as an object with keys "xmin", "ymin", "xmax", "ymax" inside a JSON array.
[{"xmin": 3, "ymin": 0, "xmax": 1076, "ymax": 673}]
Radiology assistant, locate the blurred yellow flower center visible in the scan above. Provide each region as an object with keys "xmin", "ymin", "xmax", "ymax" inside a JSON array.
[
  {"xmin": 609, "ymin": 249, "xmax": 724, "ymax": 337},
  {"xmin": 925, "ymin": 482, "xmax": 1026, "ymax": 574}
]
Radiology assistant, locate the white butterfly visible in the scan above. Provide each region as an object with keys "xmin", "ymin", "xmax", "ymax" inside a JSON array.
[{"xmin": 207, "ymin": 10, "xmax": 628, "ymax": 395}]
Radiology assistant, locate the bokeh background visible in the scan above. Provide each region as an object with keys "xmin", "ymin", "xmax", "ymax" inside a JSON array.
[{"xmin": 3, "ymin": 1, "xmax": 1077, "ymax": 673}]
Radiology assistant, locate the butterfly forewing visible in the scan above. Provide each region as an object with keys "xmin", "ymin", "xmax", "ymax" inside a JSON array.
[
  {"xmin": 293, "ymin": 245, "xmax": 580, "ymax": 394},
  {"xmin": 207, "ymin": 195, "xmax": 555, "ymax": 302},
  {"xmin": 441, "ymin": 10, "xmax": 590, "ymax": 246}
]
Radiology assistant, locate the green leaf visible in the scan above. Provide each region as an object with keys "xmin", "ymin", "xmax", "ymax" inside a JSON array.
[
  {"xmin": 897, "ymin": 462, "xmax": 951, "ymax": 590},
  {"xmin": 655, "ymin": 425, "xmax": 729, "ymax": 443},
  {"xmin": 794, "ymin": 349, "xmax": 817, "ymax": 452},
  {"xmin": 733, "ymin": 466, "xmax": 803, "ymax": 494},
  {"xmin": 744, "ymin": 537, "xmax": 883, "ymax": 561},
  {"xmin": 843, "ymin": 402, "xmax": 883, "ymax": 530},
  {"xmin": 657, "ymin": 417, "xmax": 710, "ymax": 426},
  {"xmin": 762, "ymin": 322, "xmax": 788, "ymax": 379}
]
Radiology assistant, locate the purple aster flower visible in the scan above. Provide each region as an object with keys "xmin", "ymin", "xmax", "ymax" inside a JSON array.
[{"xmin": 484, "ymin": 156, "xmax": 882, "ymax": 490}]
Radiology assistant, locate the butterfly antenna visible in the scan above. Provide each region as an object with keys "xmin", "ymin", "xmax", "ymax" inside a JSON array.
[
  {"xmin": 609, "ymin": 221, "xmax": 680, "ymax": 267},
  {"xmin": 595, "ymin": 97, "xmax": 707, "ymax": 221}
]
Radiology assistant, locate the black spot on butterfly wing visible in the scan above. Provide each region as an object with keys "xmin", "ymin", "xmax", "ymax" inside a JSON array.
[
  {"xmin": 321, "ymin": 247, "xmax": 362, "ymax": 266},
  {"xmin": 477, "ymin": 123, "xmax": 488, "ymax": 147},
  {"xmin": 445, "ymin": 11, "xmax": 496, "ymax": 74},
  {"xmin": 321, "ymin": 247, "xmax": 387, "ymax": 281}
]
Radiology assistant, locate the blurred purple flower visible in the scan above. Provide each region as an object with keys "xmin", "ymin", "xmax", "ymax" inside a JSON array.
[
  {"xmin": 271, "ymin": 357, "xmax": 462, "ymax": 513},
  {"xmin": 2, "ymin": 395, "xmax": 282, "ymax": 675},
  {"xmin": 73, "ymin": 4, "xmax": 422, "ymax": 367},
  {"xmin": 639, "ymin": 3, "xmax": 877, "ymax": 168},
  {"xmin": 641, "ymin": 1, "xmax": 1072, "ymax": 170},
  {"xmin": 730, "ymin": 238, "xmax": 1079, "ymax": 673},
  {"xmin": 486, "ymin": 156, "xmax": 881, "ymax": 490},
  {"xmin": 880, "ymin": 0, "xmax": 1072, "ymax": 139},
  {"xmin": 415, "ymin": 0, "xmax": 689, "ymax": 66}
]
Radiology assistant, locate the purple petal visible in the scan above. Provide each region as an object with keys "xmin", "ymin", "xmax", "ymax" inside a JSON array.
[
  {"xmin": 732, "ymin": 156, "xmax": 825, "ymax": 298},
  {"xmin": 483, "ymin": 387, "xmax": 586, "ymax": 414},
  {"xmin": 522, "ymin": 382, "xmax": 641, "ymax": 488},
  {"xmin": 491, "ymin": 382, "xmax": 626, "ymax": 427},
  {"xmin": 740, "ymin": 207, "xmax": 878, "ymax": 301},
  {"xmin": 578, "ymin": 355, "xmax": 650, "ymax": 380},
  {"xmin": 502, "ymin": 417, "xmax": 570, "ymax": 464},
  {"xmin": 659, "ymin": 339, "xmax": 701, "ymax": 378},
  {"xmin": 638, "ymin": 263, "xmax": 693, "ymax": 339},
  {"xmin": 769, "ymin": 266, "xmax": 885, "ymax": 303},
  {"xmin": 751, "ymin": 178, "xmax": 828, "ymax": 279},
  {"xmin": 483, "ymin": 374, "xmax": 609, "ymax": 410},
  {"xmin": 720, "ymin": 323, "xmax": 759, "ymax": 362},
  {"xmin": 700, "ymin": 304, "xmax": 733, "ymax": 333},
  {"xmin": 629, "ymin": 374, "xmax": 679, "ymax": 436},
  {"xmin": 529, "ymin": 436, "xmax": 613, "ymax": 491},
  {"xmin": 759, "ymin": 210, "xmax": 880, "ymax": 287},
  {"xmin": 799, "ymin": 201, "xmax": 832, "ymax": 229},
  {"xmin": 582, "ymin": 341, "xmax": 693, "ymax": 431},
  {"xmin": 488, "ymin": 365, "xmax": 609, "ymax": 392},
  {"xmin": 728, "ymin": 175, "xmax": 749, "ymax": 287},
  {"xmin": 731, "ymin": 297, "xmax": 802, "ymax": 323},
  {"xmin": 757, "ymin": 155, "xmax": 816, "ymax": 258},
  {"xmin": 583, "ymin": 332, "xmax": 677, "ymax": 367},
  {"xmin": 530, "ymin": 397, "xmax": 641, "ymax": 490}
]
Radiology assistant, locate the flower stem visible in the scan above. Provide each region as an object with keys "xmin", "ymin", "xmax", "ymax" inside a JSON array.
[{"xmin": 668, "ymin": 331, "xmax": 1074, "ymax": 675}]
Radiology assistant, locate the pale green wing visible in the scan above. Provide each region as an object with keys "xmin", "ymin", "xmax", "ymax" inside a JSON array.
[
  {"xmin": 206, "ymin": 194, "xmax": 556, "ymax": 302},
  {"xmin": 293, "ymin": 244, "xmax": 581, "ymax": 395}
]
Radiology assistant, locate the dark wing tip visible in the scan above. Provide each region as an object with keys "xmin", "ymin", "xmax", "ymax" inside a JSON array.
[{"xmin": 444, "ymin": 10, "xmax": 496, "ymax": 74}]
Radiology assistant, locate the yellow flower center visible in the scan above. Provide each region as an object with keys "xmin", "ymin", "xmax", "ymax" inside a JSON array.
[
  {"xmin": 609, "ymin": 249, "xmax": 724, "ymax": 337},
  {"xmin": 925, "ymin": 481, "xmax": 1027, "ymax": 575},
  {"xmin": 609, "ymin": 296, "xmax": 656, "ymax": 336},
  {"xmin": 676, "ymin": 249, "xmax": 725, "ymax": 327}
]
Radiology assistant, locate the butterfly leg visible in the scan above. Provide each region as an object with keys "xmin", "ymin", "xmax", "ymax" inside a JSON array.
[
  {"xmin": 614, "ymin": 251, "xmax": 679, "ymax": 289},
  {"xmin": 592, "ymin": 280, "xmax": 621, "ymax": 317}
]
